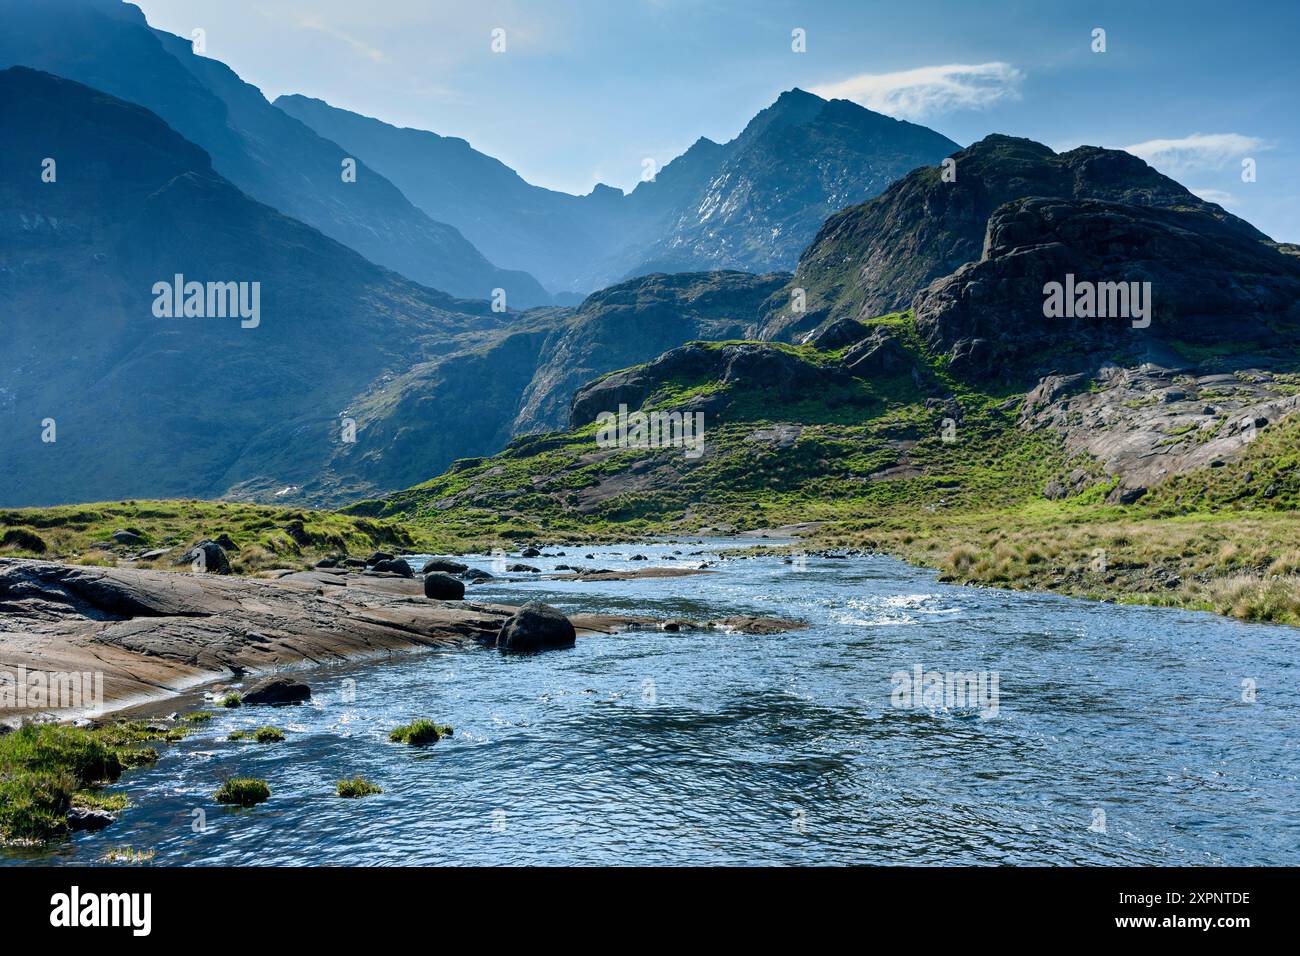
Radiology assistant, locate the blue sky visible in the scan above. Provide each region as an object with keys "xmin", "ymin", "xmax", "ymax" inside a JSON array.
[{"xmin": 134, "ymin": 0, "xmax": 1299, "ymax": 241}]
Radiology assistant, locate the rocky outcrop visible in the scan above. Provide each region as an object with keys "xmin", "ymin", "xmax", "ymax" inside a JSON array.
[
  {"xmin": 570, "ymin": 342, "xmax": 856, "ymax": 428},
  {"xmin": 758, "ymin": 134, "xmax": 1272, "ymax": 341},
  {"xmin": 371, "ymin": 558, "xmax": 413, "ymax": 578},
  {"xmin": 912, "ymin": 197, "xmax": 1300, "ymax": 378}
]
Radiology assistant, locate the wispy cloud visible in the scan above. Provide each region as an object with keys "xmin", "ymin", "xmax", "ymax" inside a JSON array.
[
  {"xmin": 1189, "ymin": 187, "xmax": 1239, "ymax": 208},
  {"xmin": 810, "ymin": 62, "xmax": 1023, "ymax": 120},
  {"xmin": 296, "ymin": 16, "xmax": 388, "ymax": 64},
  {"xmin": 1123, "ymin": 133, "xmax": 1267, "ymax": 173}
]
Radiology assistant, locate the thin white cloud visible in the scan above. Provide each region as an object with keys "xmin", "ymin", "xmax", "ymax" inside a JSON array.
[
  {"xmin": 296, "ymin": 16, "xmax": 389, "ymax": 64},
  {"xmin": 1189, "ymin": 188, "xmax": 1238, "ymax": 208},
  {"xmin": 1123, "ymin": 133, "xmax": 1266, "ymax": 173},
  {"xmin": 810, "ymin": 62, "xmax": 1023, "ymax": 120}
]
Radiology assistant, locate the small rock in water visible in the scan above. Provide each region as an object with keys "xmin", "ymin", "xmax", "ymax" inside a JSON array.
[
  {"xmin": 520, "ymin": 547, "xmax": 542, "ymax": 558},
  {"xmin": 68, "ymin": 807, "xmax": 116, "ymax": 832},
  {"xmin": 242, "ymin": 676, "xmax": 311, "ymax": 706}
]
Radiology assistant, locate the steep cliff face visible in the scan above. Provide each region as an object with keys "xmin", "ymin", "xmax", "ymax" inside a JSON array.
[{"xmin": 757, "ymin": 135, "xmax": 1271, "ymax": 343}]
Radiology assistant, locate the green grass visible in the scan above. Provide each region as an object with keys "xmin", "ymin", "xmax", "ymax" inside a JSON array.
[
  {"xmin": 227, "ymin": 726, "xmax": 286, "ymax": 743},
  {"xmin": 214, "ymin": 778, "xmax": 271, "ymax": 806},
  {"xmin": 0, "ymin": 498, "xmax": 422, "ymax": 574},
  {"xmin": 0, "ymin": 721, "xmax": 189, "ymax": 844},
  {"xmin": 388, "ymin": 720, "xmax": 453, "ymax": 745},
  {"xmin": 182, "ymin": 711, "xmax": 215, "ymax": 724},
  {"xmin": 336, "ymin": 777, "xmax": 383, "ymax": 798},
  {"xmin": 220, "ymin": 693, "xmax": 242, "ymax": 708}
]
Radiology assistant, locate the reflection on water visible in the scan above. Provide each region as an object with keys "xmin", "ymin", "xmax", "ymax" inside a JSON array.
[{"xmin": 9, "ymin": 540, "xmax": 1299, "ymax": 866}]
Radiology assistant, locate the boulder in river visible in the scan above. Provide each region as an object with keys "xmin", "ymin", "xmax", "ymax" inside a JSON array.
[
  {"xmin": 421, "ymin": 558, "xmax": 468, "ymax": 574},
  {"xmin": 423, "ymin": 572, "xmax": 465, "ymax": 600},
  {"xmin": 520, "ymin": 547, "xmax": 542, "ymax": 558},
  {"xmin": 506, "ymin": 563, "xmax": 540, "ymax": 573},
  {"xmin": 461, "ymin": 567, "xmax": 493, "ymax": 581},
  {"xmin": 364, "ymin": 551, "xmax": 395, "ymax": 567},
  {"xmin": 242, "ymin": 676, "xmax": 311, "ymax": 706},
  {"xmin": 496, "ymin": 601, "xmax": 576, "ymax": 652}
]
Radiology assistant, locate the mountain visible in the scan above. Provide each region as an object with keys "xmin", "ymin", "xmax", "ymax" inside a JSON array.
[
  {"xmin": 0, "ymin": 66, "xmax": 506, "ymax": 506},
  {"xmin": 354, "ymin": 136, "xmax": 1300, "ymax": 537},
  {"xmin": 0, "ymin": 0, "xmax": 549, "ymax": 305},
  {"xmin": 276, "ymin": 88, "xmax": 959, "ymax": 295},
  {"xmin": 273, "ymin": 94, "xmax": 625, "ymax": 297},
  {"xmin": 756, "ymin": 134, "xmax": 1275, "ymax": 342},
  {"xmin": 305, "ymin": 271, "xmax": 789, "ymax": 495}
]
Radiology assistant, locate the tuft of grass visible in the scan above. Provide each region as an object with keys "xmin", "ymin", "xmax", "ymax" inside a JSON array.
[
  {"xmin": 72, "ymin": 790, "xmax": 130, "ymax": 812},
  {"xmin": 182, "ymin": 711, "xmax": 215, "ymax": 724},
  {"xmin": 336, "ymin": 777, "xmax": 383, "ymax": 798},
  {"xmin": 227, "ymin": 726, "xmax": 286, "ymax": 743},
  {"xmin": 220, "ymin": 693, "xmax": 242, "ymax": 708},
  {"xmin": 214, "ymin": 778, "xmax": 271, "ymax": 806},
  {"xmin": 388, "ymin": 720, "xmax": 453, "ymax": 746},
  {"xmin": 100, "ymin": 846, "xmax": 155, "ymax": 865}
]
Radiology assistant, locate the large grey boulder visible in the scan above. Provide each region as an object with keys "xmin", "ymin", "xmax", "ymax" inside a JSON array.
[
  {"xmin": 423, "ymin": 572, "xmax": 465, "ymax": 600},
  {"xmin": 496, "ymin": 601, "xmax": 576, "ymax": 652}
]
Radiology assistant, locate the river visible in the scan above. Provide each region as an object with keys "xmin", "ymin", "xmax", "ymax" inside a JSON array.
[{"xmin": 7, "ymin": 539, "xmax": 1298, "ymax": 865}]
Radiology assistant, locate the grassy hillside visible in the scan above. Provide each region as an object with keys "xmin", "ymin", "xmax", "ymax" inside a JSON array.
[{"xmin": 347, "ymin": 312, "xmax": 1300, "ymax": 625}]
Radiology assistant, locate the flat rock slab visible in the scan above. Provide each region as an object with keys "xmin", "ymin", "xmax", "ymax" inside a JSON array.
[{"xmin": 0, "ymin": 559, "xmax": 803, "ymax": 722}]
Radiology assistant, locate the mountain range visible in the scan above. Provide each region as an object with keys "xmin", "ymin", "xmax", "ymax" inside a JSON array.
[{"xmin": 275, "ymin": 87, "xmax": 958, "ymax": 295}]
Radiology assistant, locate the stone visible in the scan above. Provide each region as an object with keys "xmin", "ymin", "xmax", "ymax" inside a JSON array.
[{"xmin": 496, "ymin": 602, "xmax": 576, "ymax": 652}]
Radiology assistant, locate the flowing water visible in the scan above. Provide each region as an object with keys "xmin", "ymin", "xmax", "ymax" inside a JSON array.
[{"xmin": 7, "ymin": 539, "xmax": 1299, "ymax": 866}]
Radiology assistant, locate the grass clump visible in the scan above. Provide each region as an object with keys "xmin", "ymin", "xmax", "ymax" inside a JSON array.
[
  {"xmin": 72, "ymin": 790, "xmax": 130, "ymax": 812},
  {"xmin": 336, "ymin": 777, "xmax": 383, "ymax": 798},
  {"xmin": 227, "ymin": 726, "xmax": 286, "ymax": 743},
  {"xmin": 220, "ymin": 693, "xmax": 242, "ymax": 708},
  {"xmin": 100, "ymin": 846, "xmax": 155, "ymax": 864},
  {"xmin": 0, "ymin": 724, "xmax": 123, "ymax": 844},
  {"xmin": 388, "ymin": 720, "xmax": 453, "ymax": 746},
  {"xmin": 214, "ymin": 778, "xmax": 271, "ymax": 806},
  {"xmin": 183, "ymin": 711, "xmax": 215, "ymax": 724}
]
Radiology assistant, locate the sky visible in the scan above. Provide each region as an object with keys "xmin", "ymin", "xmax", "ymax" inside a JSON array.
[{"xmin": 133, "ymin": 0, "xmax": 1299, "ymax": 241}]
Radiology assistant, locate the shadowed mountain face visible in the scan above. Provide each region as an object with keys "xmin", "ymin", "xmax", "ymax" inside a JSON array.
[
  {"xmin": 276, "ymin": 88, "xmax": 959, "ymax": 296},
  {"xmin": 0, "ymin": 0, "xmax": 550, "ymax": 306},
  {"xmin": 757, "ymin": 134, "xmax": 1275, "ymax": 342},
  {"xmin": 308, "ymin": 271, "xmax": 790, "ymax": 495},
  {"xmin": 0, "ymin": 67, "xmax": 505, "ymax": 506}
]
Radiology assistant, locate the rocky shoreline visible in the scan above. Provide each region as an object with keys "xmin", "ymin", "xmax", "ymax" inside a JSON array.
[{"xmin": 0, "ymin": 557, "xmax": 802, "ymax": 725}]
